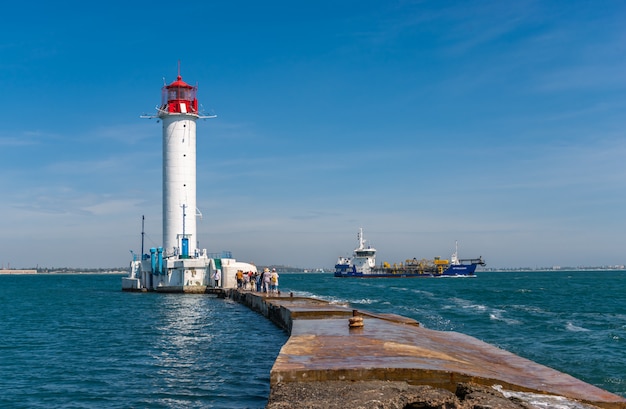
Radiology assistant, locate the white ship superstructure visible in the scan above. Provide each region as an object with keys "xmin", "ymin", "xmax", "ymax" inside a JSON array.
[
  {"xmin": 334, "ymin": 228, "xmax": 377, "ymax": 275},
  {"xmin": 122, "ymin": 69, "xmax": 256, "ymax": 292}
]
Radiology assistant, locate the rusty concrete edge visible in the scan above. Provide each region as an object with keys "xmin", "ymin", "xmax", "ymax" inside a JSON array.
[{"xmin": 269, "ymin": 367, "xmax": 626, "ymax": 409}]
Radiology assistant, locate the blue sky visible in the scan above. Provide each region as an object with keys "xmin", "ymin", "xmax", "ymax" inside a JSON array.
[{"xmin": 1, "ymin": 1, "xmax": 625, "ymax": 269}]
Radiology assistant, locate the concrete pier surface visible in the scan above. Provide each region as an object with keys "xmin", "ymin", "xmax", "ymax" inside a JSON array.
[{"xmin": 229, "ymin": 290, "xmax": 626, "ymax": 409}]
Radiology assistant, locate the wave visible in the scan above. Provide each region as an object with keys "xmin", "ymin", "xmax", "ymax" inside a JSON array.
[
  {"xmin": 489, "ymin": 310, "xmax": 522, "ymax": 325},
  {"xmin": 448, "ymin": 297, "xmax": 488, "ymax": 312},
  {"xmin": 493, "ymin": 385, "xmax": 596, "ymax": 409},
  {"xmin": 350, "ymin": 298, "xmax": 380, "ymax": 305},
  {"xmin": 392, "ymin": 303, "xmax": 455, "ymax": 331},
  {"xmin": 565, "ymin": 322, "xmax": 591, "ymax": 332},
  {"xmin": 440, "ymin": 297, "xmax": 524, "ymax": 325},
  {"xmin": 314, "ymin": 294, "xmax": 381, "ymax": 306},
  {"xmin": 408, "ymin": 288, "xmax": 435, "ymax": 298},
  {"xmin": 509, "ymin": 304, "xmax": 550, "ymax": 315},
  {"xmin": 288, "ymin": 290, "xmax": 320, "ymax": 299}
]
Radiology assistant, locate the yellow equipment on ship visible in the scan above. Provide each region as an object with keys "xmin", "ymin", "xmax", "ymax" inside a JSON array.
[{"xmin": 406, "ymin": 258, "xmax": 420, "ymax": 265}]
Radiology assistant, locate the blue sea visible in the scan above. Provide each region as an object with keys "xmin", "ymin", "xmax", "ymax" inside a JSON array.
[{"xmin": 1, "ymin": 271, "xmax": 624, "ymax": 408}]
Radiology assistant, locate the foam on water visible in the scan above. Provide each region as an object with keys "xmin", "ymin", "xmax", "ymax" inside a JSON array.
[
  {"xmin": 447, "ymin": 296, "xmax": 489, "ymax": 312},
  {"xmin": 489, "ymin": 310, "xmax": 522, "ymax": 325},
  {"xmin": 492, "ymin": 385, "xmax": 599, "ymax": 409},
  {"xmin": 565, "ymin": 322, "xmax": 591, "ymax": 332}
]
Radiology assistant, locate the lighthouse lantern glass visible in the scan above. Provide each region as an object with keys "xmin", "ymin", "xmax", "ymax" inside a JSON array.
[
  {"xmin": 168, "ymin": 87, "xmax": 193, "ymax": 101},
  {"xmin": 160, "ymin": 82, "xmax": 198, "ymax": 114}
]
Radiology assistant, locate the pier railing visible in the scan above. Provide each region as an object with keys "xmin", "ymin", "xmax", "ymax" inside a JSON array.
[{"xmin": 207, "ymin": 251, "xmax": 233, "ymax": 259}]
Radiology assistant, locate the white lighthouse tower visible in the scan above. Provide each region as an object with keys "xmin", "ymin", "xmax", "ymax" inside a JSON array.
[
  {"xmin": 122, "ymin": 68, "xmax": 257, "ymax": 292},
  {"xmin": 160, "ymin": 73, "xmax": 201, "ymax": 258}
]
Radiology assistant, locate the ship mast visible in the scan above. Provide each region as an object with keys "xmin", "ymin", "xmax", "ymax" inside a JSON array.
[{"xmin": 358, "ymin": 227, "xmax": 365, "ymax": 250}]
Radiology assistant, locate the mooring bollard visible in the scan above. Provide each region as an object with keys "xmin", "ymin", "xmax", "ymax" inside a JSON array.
[{"xmin": 349, "ymin": 310, "xmax": 364, "ymax": 328}]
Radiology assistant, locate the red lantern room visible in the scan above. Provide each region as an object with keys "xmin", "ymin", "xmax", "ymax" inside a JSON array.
[{"xmin": 160, "ymin": 75, "xmax": 199, "ymax": 114}]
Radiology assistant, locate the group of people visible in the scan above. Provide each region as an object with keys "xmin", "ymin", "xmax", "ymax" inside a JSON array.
[{"xmin": 235, "ymin": 268, "xmax": 279, "ymax": 294}]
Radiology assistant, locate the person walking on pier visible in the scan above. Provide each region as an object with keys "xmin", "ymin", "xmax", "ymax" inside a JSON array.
[
  {"xmin": 236, "ymin": 270, "xmax": 244, "ymax": 289},
  {"xmin": 262, "ymin": 268, "xmax": 271, "ymax": 293},
  {"xmin": 270, "ymin": 268, "xmax": 279, "ymax": 294},
  {"xmin": 246, "ymin": 271, "xmax": 256, "ymax": 291},
  {"xmin": 243, "ymin": 271, "xmax": 250, "ymax": 290},
  {"xmin": 213, "ymin": 269, "xmax": 221, "ymax": 288}
]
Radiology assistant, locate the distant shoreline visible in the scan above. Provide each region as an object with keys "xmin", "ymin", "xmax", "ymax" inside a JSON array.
[
  {"xmin": 0, "ymin": 269, "xmax": 37, "ymax": 275},
  {"xmin": 0, "ymin": 270, "xmax": 125, "ymax": 275}
]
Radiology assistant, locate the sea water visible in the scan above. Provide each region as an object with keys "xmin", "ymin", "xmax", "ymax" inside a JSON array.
[
  {"xmin": 0, "ymin": 274, "xmax": 287, "ymax": 408},
  {"xmin": 1, "ymin": 271, "xmax": 624, "ymax": 408}
]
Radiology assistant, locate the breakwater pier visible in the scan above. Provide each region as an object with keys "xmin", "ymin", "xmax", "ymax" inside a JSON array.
[{"xmin": 227, "ymin": 290, "xmax": 626, "ymax": 409}]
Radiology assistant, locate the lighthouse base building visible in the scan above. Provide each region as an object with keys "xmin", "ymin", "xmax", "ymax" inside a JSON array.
[
  {"xmin": 122, "ymin": 71, "xmax": 256, "ymax": 292},
  {"xmin": 122, "ymin": 254, "xmax": 256, "ymax": 293}
]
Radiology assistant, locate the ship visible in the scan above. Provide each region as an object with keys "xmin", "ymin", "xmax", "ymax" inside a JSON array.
[{"xmin": 334, "ymin": 228, "xmax": 485, "ymax": 278}]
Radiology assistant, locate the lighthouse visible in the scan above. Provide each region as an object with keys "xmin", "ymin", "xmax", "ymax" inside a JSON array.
[
  {"xmin": 159, "ymin": 73, "xmax": 202, "ymax": 258},
  {"xmin": 122, "ymin": 68, "xmax": 257, "ymax": 292}
]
